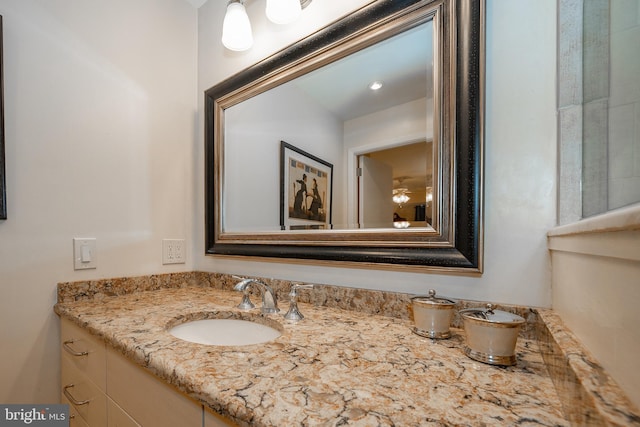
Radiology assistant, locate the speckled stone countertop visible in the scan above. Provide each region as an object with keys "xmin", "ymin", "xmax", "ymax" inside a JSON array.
[{"xmin": 55, "ymin": 285, "xmax": 571, "ymax": 426}]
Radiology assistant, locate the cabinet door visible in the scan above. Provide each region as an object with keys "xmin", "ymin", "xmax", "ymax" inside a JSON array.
[
  {"xmin": 107, "ymin": 397, "xmax": 140, "ymax": 427},
  {"xmin": 204, "ymin": 407, "xmax": 238, "ymax": 427},
  {"xmin": 106, "ymin": 348, "xmax": 202, "ymax": 427}
]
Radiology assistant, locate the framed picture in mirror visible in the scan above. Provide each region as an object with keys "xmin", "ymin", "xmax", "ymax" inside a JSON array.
[{"xmin": 280, "ymin": 141, "xmax": 333, "ymax": 230}]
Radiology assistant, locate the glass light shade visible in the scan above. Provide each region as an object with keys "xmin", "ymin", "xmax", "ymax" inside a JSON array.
[
  {"xmin": 266, "ymin": 0, "xmax": 302, "ymax": 25},
  {"xmin": 222, "ymin": 1, "xmax": 253, "ymax": 51}
]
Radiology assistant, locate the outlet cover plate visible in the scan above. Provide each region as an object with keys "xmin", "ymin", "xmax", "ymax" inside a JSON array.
[{"xmin": 162, "ymin": 239, "xmax": 186, "ymax": 264}]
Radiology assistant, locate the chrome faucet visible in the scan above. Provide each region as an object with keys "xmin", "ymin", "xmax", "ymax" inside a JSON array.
[{"xmin": 233, "ymin": 276, "xmax": 279, "ymax": 314}]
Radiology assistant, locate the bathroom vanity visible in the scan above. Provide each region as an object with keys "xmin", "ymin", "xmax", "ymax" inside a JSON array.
[
  {"xmin": 53, "ymin": 273, "xmax": 640, "ymax": 426},
  {"xmin": 60, "ymin": 316, "xmax": 233, "ymax": 427}
]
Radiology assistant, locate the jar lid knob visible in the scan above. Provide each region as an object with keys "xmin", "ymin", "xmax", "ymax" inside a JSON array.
[{"xmin": 485, "ymin": 303, "xmax": 495, "ymax": 315}]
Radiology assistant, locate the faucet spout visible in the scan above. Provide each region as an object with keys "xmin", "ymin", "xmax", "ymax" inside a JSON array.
[
  {"xmin": 233, "ymin": 277, "xmax": 279, "ymax": 314},
  {"xmin": 233, "ymin": 278, "xmax": 254, "ymax": 291}
]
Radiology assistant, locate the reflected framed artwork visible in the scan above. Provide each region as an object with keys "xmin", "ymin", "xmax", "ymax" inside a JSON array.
[{"xmin": 280, "ymin": 141, "xmax": 333, "ymax": 230}]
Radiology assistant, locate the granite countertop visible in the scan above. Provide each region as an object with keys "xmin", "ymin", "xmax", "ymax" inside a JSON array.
[{"xmin": 55, "ymin": 286, "xmax": 570, "ymax": 426}]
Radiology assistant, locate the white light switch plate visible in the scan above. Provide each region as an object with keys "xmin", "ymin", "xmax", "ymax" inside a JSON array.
[
  {"xmin": 162, "ymin": 239, "xmax": 186, "ymax": 264},
  {"xmin": 73, "ymin": 238, "xmax": 97, "ymax": 270}
]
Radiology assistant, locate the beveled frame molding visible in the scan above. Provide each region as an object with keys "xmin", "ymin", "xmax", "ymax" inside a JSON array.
[{"xmin": 205, "ymin": 0, "xmax": 484, "ymax": 272}]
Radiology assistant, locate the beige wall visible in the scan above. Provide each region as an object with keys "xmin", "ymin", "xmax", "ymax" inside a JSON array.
[
  {"xmin": 0, "ymin": 0, "xmax": 197, "ymax": 403},
  {"xmin": 549, "ymin": 204, "xmax": 640, "ymax": 408}
]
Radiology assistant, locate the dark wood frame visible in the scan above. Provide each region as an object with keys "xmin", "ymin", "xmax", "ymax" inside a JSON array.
[
  {"xmin": 205, "ymin": 0, "xmax": 484, "ymax": 271},
  {"xmin": 0, "ymin": 16, "xmax": 6, "ymax": 220}
]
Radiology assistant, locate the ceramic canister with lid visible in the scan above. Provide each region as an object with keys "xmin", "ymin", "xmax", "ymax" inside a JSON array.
[
  {"xmin": 459, "ymin": 304, "xmax": 526, "ymax": 366},
  {"xmin": 411, "ymin": 289, "xmax": 456, "ymax": 339}
]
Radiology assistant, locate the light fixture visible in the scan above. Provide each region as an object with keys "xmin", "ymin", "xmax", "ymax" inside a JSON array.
[
  {"xmin": 222, "ymin": 0, "xmax": 254, "ymax": 52},
  {"xmin": 392, "ymin": 189, "xmax": 410, "ymax": 205},
  {"xmin": 369, "ymin": 81, "xmax": 383, "ymax": 91},
  {"xmin": 222, "ymin": 0, "xmax": 312, "ymax": 51},
  {"xmin": 393, "ymin": 221, "xmax": 410, "ymax": 229},
  {"xmin": 266, "ymin": 0, "xmax": 302, "ymax": 25}
]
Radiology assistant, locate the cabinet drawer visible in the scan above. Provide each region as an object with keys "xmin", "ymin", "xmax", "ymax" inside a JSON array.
[
  {"xmin": 62, "ymin": 395, "xmax": 90, "ymax": 427},
  {"xmin": 62, "ymin": 354, "xmax": 108, "ymax": 427},
  {"xmin": 106, "ymin": 348, "xmax": 202, "ymax": 427},
  {"xmin": 61, "ymin": 318, "xmax": 107, "ymax": 390}
]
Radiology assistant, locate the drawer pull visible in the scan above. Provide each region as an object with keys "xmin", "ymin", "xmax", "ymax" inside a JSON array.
[
  {"xmin": 63, "ymin": 384, "xmax": 90, "ymax": 406},
  {"xmin": 63, "ymin": 340, "xmax": 88, "ymax": 357}
]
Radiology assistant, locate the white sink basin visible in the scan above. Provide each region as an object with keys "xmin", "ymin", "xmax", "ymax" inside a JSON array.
[{"xmin": 169, "ymin": 318, "xmax": 281, "ymax": 346}]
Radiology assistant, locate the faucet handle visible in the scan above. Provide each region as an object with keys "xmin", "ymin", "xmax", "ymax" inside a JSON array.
[
  {"xmin": 284, "ymin": 283, "xmax": 314, "ymax": 321},
  {"xmin": 289, "ymin": 283, "xmax": 313, "ymax": 296}
]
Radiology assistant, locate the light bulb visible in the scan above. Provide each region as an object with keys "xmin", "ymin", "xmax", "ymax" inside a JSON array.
[
  {"xmin": 392, "ymin": 193, "xmax": 410, "ymax": 204},
  {"xmin": 369, "ymin": 81, "xmax": 383, "ymax": 91},
  {"xmin": 266, "ymin": 0, "xmax": 302, "ymax": 25},
  {"xmin": 222, "ymin": 1, "xmax": 253, "ymax": 51}
]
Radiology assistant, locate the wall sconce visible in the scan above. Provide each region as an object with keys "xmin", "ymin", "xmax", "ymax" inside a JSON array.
[
  {"xmin": 222, "ymin": 1, "xmax": 253, "ymax": 51},
  {"xmin": 222, "ymin": 0, "xmax": 313, "ymax": 52}
]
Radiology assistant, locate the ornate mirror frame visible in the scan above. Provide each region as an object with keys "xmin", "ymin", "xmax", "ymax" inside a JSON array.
[{"xmin": 205, "ymin": 0, "xmax": 484, "ymax": 272}]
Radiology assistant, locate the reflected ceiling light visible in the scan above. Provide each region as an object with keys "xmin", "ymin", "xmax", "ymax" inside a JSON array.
[
  {"xmin": 222, "ymin": 0, "xmax": 312, "ymax": 51},
  {"xmin": 392, "ymin": 189, "xmax": 410, "ymax": 205},
  {"xmin": 369, "ymin": 81, "xmax": 383, "ymax": 91},
  {"xmin": 266, "ymin": 0, "xmax": 302, "ymax": 25},
  {"xmin": 222, "ymin": 0, "xmax": 253, "ymax": 51},
  {"xmin": 393, "ymin": 221, "xmax": 410, "ymax": 229}
]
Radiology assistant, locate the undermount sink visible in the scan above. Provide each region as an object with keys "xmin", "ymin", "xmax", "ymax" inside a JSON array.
[{"xmin": 169, "ymin": 318, "xmax": 282, "ymax": 346}]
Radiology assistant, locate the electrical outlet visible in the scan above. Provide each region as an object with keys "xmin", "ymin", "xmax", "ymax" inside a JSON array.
[{"xmin": 162, "ymin": 239, "xmax": 186, "ymax": 264}]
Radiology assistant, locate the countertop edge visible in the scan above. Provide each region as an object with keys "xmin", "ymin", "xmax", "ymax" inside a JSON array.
[{"xmin": 537, "ymin": 309, "xmax": 640, "ymax": 426}]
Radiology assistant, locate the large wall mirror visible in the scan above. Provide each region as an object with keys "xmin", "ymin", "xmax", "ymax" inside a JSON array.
[{"xmin": 205, "ymin": 0, "xmax": 484, "ymax": 272}]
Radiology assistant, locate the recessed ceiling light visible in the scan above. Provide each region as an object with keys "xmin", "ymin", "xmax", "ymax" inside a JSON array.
[{"xmin": 369, "ymin": 81, "xmax": 383, "ymax": 91}]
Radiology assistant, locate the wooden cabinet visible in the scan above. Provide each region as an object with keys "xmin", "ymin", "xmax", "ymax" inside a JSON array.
[
  {"xmin": 62, "ymin": 395, "xmax": 90, "ymax": 427},
  {"xmin": 106, "ymin": 397, "xmax": 139, "ymax": 427},
  {"xmin": 204, "ymin": 407, "xmax": 237, "ymax": 427},
  {"xmin": 60, "ymin": 318, "xmax": 236, "ymax": 427},
  {"xmin": 61, "ymin": 318, "xmax": 108, "ymax": 427},
  {"xmin": 106, "ymin": 348, "xmax": 202, "ymax": 427}
]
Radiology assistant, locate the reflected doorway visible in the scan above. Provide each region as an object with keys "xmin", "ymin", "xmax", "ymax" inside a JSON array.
[{"xmin": 357, "ymin": 140, "xmax": 433, "ymax": 229}]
